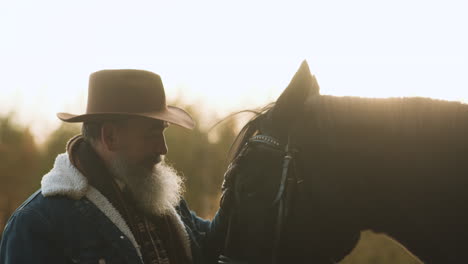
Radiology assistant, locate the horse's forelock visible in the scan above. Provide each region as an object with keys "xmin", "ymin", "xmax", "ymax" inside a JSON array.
[{"xmin": 228, "ymin": 103, "xmax": 276, "ymax": 162}]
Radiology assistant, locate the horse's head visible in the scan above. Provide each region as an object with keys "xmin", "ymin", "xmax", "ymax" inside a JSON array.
[{"xmin": 221, "ymin": 61, "xmax": 360, "ymax": 263}]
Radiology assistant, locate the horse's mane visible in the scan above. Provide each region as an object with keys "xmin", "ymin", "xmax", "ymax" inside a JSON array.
[
  {"xmin": 230, "ymin": 95, "xmax": 468, "ymax": 164},
  {"xmin": 230, "ymin": 95, "xmax": 468, "ymax": 163},
  {"xmin": 303, "ymin": 95, "xmax": 468, "ymax": 148}
]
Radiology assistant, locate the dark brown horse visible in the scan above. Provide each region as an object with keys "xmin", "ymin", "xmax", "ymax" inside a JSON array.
[{"xmin": 220, "ymin": 61, "xmax": 468, "ymax": 263}]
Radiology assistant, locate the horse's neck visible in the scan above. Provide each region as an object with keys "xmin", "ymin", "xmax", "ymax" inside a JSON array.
[{"xmin": 301, "ymin": 96, "xmax": 468, "ymax": 263}]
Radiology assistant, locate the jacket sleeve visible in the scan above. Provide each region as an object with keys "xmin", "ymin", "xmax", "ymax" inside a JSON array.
[
  {"xmin": 177, "ymin": 200, "xmax": 230, "ymax": 264},
  {"xmin": 0, "ymin": 208, "xmax": 62, "ymax": 263}
]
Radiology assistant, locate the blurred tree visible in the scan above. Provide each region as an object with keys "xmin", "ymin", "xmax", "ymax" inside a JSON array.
[
  {"xmin": 165, "ymin": 103, "xmax": 238, "ymax": 218},
  {"xmin": 0, "ymin": 114, "xmax": 41, "ymax": 231},
  {"xmin": 39, "ymin": 122, "xmax": 80, "ymax": 176}
]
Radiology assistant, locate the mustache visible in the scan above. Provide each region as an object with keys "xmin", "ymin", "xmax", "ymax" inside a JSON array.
[{"xmin": 146, "ymin": 155, "xmax": 163, "ymax": 166}]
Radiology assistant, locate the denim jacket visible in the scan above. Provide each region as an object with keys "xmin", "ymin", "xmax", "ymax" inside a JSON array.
[{"xmin": 0, "ymin": 154, "xmax": 227, "ymax": 264}]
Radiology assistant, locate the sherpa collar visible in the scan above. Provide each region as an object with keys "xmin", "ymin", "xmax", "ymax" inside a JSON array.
[
  {"xmin": 41, "ymin": 153, "xmax": 89, "ymax": 200},
  {"xmin": 40, "ymin": 153, "xmax": 192, "ymax": 261}
]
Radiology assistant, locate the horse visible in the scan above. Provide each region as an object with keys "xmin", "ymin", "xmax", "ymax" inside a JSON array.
[{"xmin": 219, "ymin": 61, "xmax": 468, "ymax": 264}]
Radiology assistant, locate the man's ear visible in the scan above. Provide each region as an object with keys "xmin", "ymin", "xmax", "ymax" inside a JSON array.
[{"xmin": 100, "ymin": 122, "xmax": 120, "ymax": 152}]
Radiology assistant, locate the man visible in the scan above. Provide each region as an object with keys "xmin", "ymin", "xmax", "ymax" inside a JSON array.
[{"xmin": 0, "ymin": 69, "xmax": 230, "ymax": 263}]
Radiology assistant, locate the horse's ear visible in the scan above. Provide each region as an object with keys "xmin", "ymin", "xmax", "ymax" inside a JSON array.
[{"xmin": 271, "ymin": 60, "xmax": 319, "ymax": 130}]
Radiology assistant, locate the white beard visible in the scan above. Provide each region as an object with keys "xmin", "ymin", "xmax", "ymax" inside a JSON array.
[{"xmin": 109, "ymin": 154, "xmax": 184, "ymax": 216}]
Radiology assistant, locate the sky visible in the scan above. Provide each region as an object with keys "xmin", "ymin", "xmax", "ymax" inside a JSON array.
[{"xmin": 0, "ymin": 0, "xmax": 467, "ymax": 139}]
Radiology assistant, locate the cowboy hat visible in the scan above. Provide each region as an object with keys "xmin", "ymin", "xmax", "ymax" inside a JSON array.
[{"xmin": 57, "ymin": 69, "xmax": 195, "ymax": 129}]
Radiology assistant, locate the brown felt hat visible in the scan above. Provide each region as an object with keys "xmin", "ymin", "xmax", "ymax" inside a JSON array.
[{"xmin": 57, "ymin": 69, "xmax": 195, "ymax": 129}]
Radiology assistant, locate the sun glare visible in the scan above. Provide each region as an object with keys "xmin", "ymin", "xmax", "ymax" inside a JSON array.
[{"xmin": 0, "ymin": 0, "xmax": 467, "ymax": 140}]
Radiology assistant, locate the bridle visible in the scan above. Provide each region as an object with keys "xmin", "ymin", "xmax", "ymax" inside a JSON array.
[
  {"xmin": 251, "ymin": 134, "xmax": 300, "ymax": 264},
  {"xmin": 224, "ymin": 127, "xmax": 303, "ymax": 264}
]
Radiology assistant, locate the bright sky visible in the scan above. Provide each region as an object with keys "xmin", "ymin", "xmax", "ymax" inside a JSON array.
[{"xmin": 1, "ymin": 0, "xmax": 467, "ymax": 139}]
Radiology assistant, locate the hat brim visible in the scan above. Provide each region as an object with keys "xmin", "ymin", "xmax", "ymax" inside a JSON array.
[{"xmin": 57, "ymin": 105, "xmax": 195, "ymax": 129}]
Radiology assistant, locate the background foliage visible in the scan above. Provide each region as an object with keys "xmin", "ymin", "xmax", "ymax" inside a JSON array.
[{"xmin": 0, "ymin": 104, "xmax": 421, "ymax": 263}]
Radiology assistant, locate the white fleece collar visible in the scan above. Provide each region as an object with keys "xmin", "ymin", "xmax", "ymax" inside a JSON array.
[
  {"xmin": 41, "ymin": 153, "xmax": 192, "ymax": 261},
  {"xmin": 41, "ymin": 153, "xmax": 89, "ymax": 199}
]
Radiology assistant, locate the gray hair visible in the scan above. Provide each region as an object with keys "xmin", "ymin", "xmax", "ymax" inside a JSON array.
[{"xmin": 82, "ymin": 118, "xmax": 129, "ymax": 145}]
